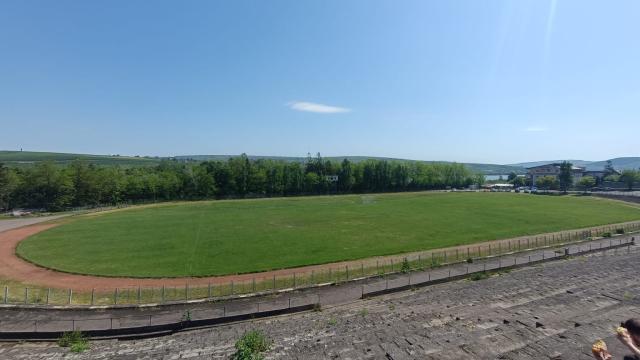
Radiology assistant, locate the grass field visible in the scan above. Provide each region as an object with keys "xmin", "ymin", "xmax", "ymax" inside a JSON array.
[{"xmin": 16, "ymin": 192, "xmax": 640, "ymax": 278}]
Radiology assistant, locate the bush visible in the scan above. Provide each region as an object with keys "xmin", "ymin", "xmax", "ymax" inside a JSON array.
[
  {"xmin": 400, "ymin": 258, "xmax": 411, "ymax": 273},
  {"xmin": 57, "ymin": 331, "xmax": 89, "ymax": 353},
  {"xmin": 602, "ymin": 232, "xmax": 612, "ymax": 238},
  {"xmin": 232, "ymin": 330, "xmax": 271, "ymax": 360},
  {"xmin": 469, "ymin": 272, "xmax": 489, "ymax": 281},
  {"xmin": 616, "ymin": 228, "xmax": 625, "ymax": 234}
]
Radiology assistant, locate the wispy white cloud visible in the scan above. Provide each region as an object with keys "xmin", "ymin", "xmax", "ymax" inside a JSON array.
[
  {"xmin": 287, "ymin": 101, "xmax": 351, "ymax": 114},
  {"xmin": 524, "ymin": 126, "xmax": 548, "ymax": 132}
]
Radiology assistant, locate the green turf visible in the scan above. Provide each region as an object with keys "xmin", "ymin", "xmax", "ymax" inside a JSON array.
[{"xmin": 16, "ymin": 193, "xmax": 640, "ymax": 277}]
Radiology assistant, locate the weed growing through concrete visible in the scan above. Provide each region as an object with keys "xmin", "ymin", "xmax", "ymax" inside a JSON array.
[
  {"xmin": 232, "ymin": 330, "xmax": 271, "ymax": 360},
  {"xmin": 57, "ymin": 331, "xmax": 89, "ymax": 353},
  {"xmin": 469, "ymin": 272, "xmax": 489, "ymax": 281}
]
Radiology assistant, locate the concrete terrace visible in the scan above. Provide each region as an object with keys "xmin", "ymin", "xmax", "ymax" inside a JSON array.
[{"xmin": 1, "ymin": 242, "xmax": 639, "ymax": 359}]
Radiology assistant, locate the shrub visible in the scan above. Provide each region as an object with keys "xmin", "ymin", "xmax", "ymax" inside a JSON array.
[
  {"xmin": 400, "ymin": 258, "xmax": 411, "ymax": 273},
  {"xmin": 602, "ymin": 232, "xmax": 612, "ymax": 238},
  {"xmin": 615, "ymin": 228, "xmax": 625, "ymax": 234},
  {"xmin": 232, "ymin": 330, "xmax": 271, "ymax": 360},
  {"xmin": 58, "ymin": 331, "xmax": 89, "ymax": 353},
  {"xmin": 469, "ymin": 272, "xmax": 489, "ymax": 281}
]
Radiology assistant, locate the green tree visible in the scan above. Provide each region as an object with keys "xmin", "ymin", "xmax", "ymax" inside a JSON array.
[
  {"xmin": 604, "ymin": 160, "xmax": 616, "ymax": 177},
  {"xmin": 0, "ymin": 163, "xmax": 20, "ymax": 211},
  {"xmin": 472, "ymin": 173, "xmax": 486, "ymax": 187},
  {"xmin": 192, "ymin": 165, "xmax": 217, "ymax": 198},
  {"xmin": 67, "ymin": 160, "xmax": 100, "ymax": 206},
  {"xmin": 578, "ymin": 176, "xmax": 596, "ymax": 192},
  {"xmin": 511, "ymin": 176, "xmax": 526, "ymax": 187},
  {"xmin": 20, "ymin": 162, "xmax": 72, "ymax": 210},
  {"xmin": 536, "ymin": 176, "xmax": 558, "ymax": 191},
  {"xmin": 337, "ymin": 159, "xmax": 355, "ymax": 193},
  {"xmin": 619, "ymin": 169, "xmax": 639, "ymax": 190},
  {"xmin": 558, "ymin": 161, "xmax": 574, "ymax": 193}
]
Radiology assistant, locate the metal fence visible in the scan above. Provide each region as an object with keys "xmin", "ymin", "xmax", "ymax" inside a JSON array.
[
  {"xmin": 0, "ymin": 236, "xmax": 635, "ymax": 339},
  {"xmin": 1, "ymin": 221, "xmax": 639, "ymax": 308}
]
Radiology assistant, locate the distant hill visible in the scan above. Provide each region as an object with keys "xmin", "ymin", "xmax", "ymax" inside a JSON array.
[
  {"xmin": 509, "ymin": 157, "xmax": 640, "ymax": 171},
  {"xmin": 174, "ymin": 155, "xmax": 525, "ymax": 175},
  {"xmin": 4, "ymin": 150, "xmax": 635, "ymax": 174},
  {"xmin": 0, "ymin": 151, "xmax": 160, "ymax": 167}
]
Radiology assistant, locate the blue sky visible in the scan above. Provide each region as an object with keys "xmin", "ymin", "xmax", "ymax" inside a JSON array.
[{"xmin": 1, "ymin": 0, "xmax": 639, "ymax": 164}]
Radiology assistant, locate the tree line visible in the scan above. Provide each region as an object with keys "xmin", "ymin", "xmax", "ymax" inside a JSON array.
[{"xmin": 0, "ymin": 153, "xmax": 485, "ymax": 211}]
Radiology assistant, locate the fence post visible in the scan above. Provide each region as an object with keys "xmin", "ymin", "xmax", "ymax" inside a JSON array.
[
  {"xmin": 346, "ymin": 266, "xmax": 349, "ymax": 280},
  {"xmin": 24, "ymin": 288, "xmax": 28, "ymax": 304},
  {"xmin": 252, "ymin": 278, "xmax": 256, "ymax": 293},
  {"xmin": 361, "ymin": 262, "xmax": 364, "ymax": 276},
  {"xmin": 46, "ymin": 288, "xmax": 50, "ymax": 305},
  {"xmin": 91, "ymin": 289, "xmax": 95, "ymax": 306},
  {"xmin": 68, "ymin": 289, "xmax": 72, "ymax": 305},
  {"xmin": 185, "ymin": 284, "xmax": 189, "ymax": 300},
  {"xmin": 273, "ymin": 275, "xmax": 276, "ymax": 291},
  {"xmin": 231, "ymin": 281, "xmax": 234, "ymax": 295},
  {"xmin": 115, "ymin": 288, "xmax": 119, "ymax": 305},
  {"xmin": 162, "ymin": 286, "xmax": 165, "ymax": 303}
]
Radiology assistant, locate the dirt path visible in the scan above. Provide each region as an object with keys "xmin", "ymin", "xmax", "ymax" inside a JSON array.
[{"xmin": 1, "ymin": 219, "xmax": 638, "ymax": 292}]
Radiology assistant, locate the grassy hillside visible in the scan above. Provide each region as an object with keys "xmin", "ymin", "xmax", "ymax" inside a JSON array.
[
  {"xmin": 1, "ymin": 150, "xmax": 525, "ymax": 174},
  {"xmin": 0, "ymin": 151, "xmax": 160, "ymax": 167},
  {"xmin": 510, "ymin": 157, "xmax": 640, "ymax": 171},
  {"xmin": 18, "ymin": 192, "xmax": 640, "ymax": 277}
]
